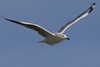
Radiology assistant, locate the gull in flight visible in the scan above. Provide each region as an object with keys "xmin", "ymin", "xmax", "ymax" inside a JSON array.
[{"xmin": 3, "ymin": 3, "xmax": 95, "ymax": 45}]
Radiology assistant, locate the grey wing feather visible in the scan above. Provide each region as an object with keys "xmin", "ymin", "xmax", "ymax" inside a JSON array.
[
  {"xmin": 3, "ymin": 17, "xmax": 54, "ymax": 38},
  {"xmin": 58, "ymin": 3, "xmax": 96, "ymax": 33}
]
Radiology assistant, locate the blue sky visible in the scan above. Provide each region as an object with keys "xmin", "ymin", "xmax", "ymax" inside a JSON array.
[{"xmin": 0, "ymin": 0, "xmax": 100, "ymax": 67}]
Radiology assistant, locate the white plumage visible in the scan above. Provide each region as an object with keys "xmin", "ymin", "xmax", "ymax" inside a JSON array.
[{"xmin": 3, "ymin": 3, "xmax": 96, "ymax": 45}]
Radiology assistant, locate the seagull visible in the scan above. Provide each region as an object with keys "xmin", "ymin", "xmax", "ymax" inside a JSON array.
[{"xmin": 3, "ymin": 3, "xmax": 95, "ymax": 45}]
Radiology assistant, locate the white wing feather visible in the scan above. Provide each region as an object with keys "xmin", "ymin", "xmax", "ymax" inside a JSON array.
[
  {"xmin": 58, "ymin": 3, "xmax": 96, "ymax": 33},
  {"xmin": 4, "ymin": 17, "xmax": 54, "ymax": 38}
]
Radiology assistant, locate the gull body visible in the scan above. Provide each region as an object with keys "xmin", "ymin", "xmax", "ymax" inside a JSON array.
[
  {"xmin": 3, "ymin": 3, "xmax": 95, "ymax": 45},
  {"xmin": 39, "ymin": 33, "xmax": 69, "ymax": 45}
]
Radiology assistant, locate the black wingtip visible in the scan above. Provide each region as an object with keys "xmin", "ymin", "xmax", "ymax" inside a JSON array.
[
  {"xmin": 2, "ymin": 17, "xmax": 21, "ymax": 24},
  {"xmin": 1, "ymin": 16, "xmax": 6, "ymax": 19},
  {"xmin": 2, "ymin": 16, "xmax": 11, "ymax": 21},
  {"xmin": 88, "ymin": 3, "xmax": 96, "ymax": 13},
  {"xmin": 1, "ymin": 16, "xmax": 9, "ymax": 21},
  {"xmin": 93, "ymin": 3, "xmax": 96, "ymax": 5},
  {"xmin": 92, "ymin": 3, "xmax": 96, "ymax": 8}
]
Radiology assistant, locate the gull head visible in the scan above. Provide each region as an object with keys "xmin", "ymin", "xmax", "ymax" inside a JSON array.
[
  {"xmin": 63, "ymin": 34, "xmax": 70, "ymax": 40},
  {"xmin": 55, "ymin": 33, "xmax": 70, "ymax": 40}
]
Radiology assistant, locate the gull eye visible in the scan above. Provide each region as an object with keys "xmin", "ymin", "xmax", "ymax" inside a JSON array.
[{"xmin": 63, "ymin": 35, "xmax": 65, "ymax": 37}]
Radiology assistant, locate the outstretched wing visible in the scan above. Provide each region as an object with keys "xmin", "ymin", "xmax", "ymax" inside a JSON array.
[
  {"xmin": 3, "ymin": 17, "xmax": 54, "ymax": 38},
  {"xmin": 58, "ymin": 3, "xmax": 96, "ymax": 33}
]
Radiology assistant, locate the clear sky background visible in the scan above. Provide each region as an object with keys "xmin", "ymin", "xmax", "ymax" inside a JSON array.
[{"xmin": 0, "ymin": 0, "xmax": 100, "ymax": 67}]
